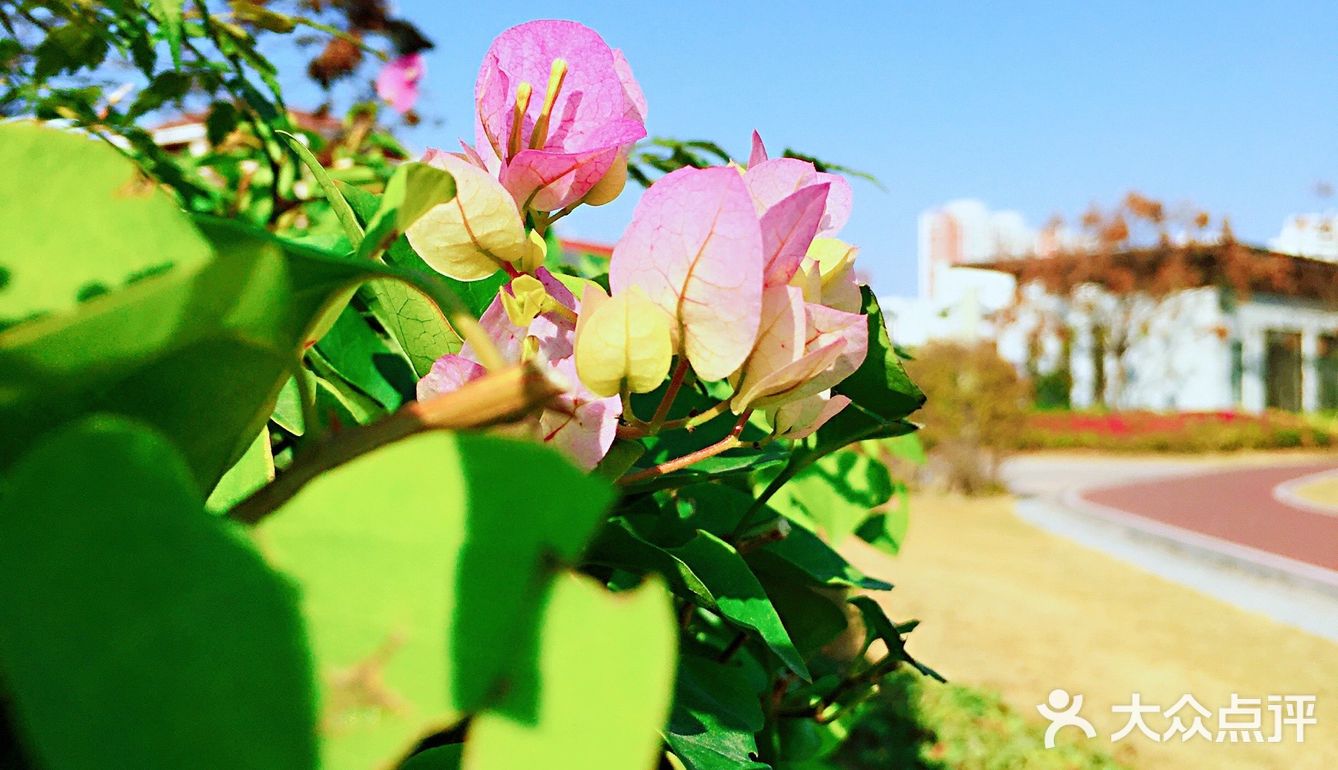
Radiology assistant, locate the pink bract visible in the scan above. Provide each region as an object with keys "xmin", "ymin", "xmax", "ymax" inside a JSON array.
[
  {"xmin": 758, "ymin": 183, "xmax": 829, "ymax": 286},
  {"xmin": 376, "ymin": 53, "xmax": 424, "ymax": 114},
  {"xmin": 475, "ymin": 20, "xmax": 646, "ymax": 211},
  {"xmin": 609, "ymin": 166, "xmax": 764, "ymax": 382},
  {"xmin": 744, "ymin": 140, "xmax": 853, "ymax": 237},
  {"xmin": 416, "ymin": 354, "xmax": 486, "ymax": 401}
]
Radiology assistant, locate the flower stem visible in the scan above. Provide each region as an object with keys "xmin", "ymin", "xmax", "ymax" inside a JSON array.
[
  {"xmin": 229, "ymin": 363, "xmax": 562, "ymax": 524},
  {"xmin": 618, "ymin": 410, "xmax": 751, "ymax": 485},
  {"xmin": 660, "ymin": 400, "xmax": 732, "ymax": 432},
  {"xmin": 647, "ymin": 358, "xmax": 690, "ymax": 433}
]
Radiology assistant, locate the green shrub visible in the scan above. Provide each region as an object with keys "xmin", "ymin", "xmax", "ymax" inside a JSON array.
[{"xmin": 906, "ymin": 341, "xmax": 1029, "ymax": 495}]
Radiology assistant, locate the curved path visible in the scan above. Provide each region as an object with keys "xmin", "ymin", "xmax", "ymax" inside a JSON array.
[
  {"xmin": 1004, "ymin": 454, "xmax": 1338, "ymax": 640},
  {"xmin": 1079, "ymin": 460, "xmax": 1338, "ymax": 572}
]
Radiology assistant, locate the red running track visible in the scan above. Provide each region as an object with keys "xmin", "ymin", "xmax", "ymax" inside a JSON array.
[{"xmin": 1079, "ymin": 461, "xmax": 1338, "ymax": 572}]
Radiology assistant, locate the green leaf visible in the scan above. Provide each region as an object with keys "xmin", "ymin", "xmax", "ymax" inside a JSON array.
[
  {"xmin": 665, "ymin": 655, "xmax": 769, "ymax": 770},
  {"xmin": 340, "ymin": 183, "xmax": 478, "ymax": 376},
  {"xmin": 0, "ymin": 126, "xmax": 466, "ymax": 487},
  {"xmin": 869, "ymin": 432, "xmax": 925, "ymax": 464},
  {"xmin": 0, "ymin": 218, "xmax": 352, "ymax": 489},
  {"xmin": 399, "ymin": 745, "xmax": 461, "ymax": 770},
  {"xmin": 464, "ymin": 573, "xmax": 676, "ymax": 770},
  {"xmin": 314, "ymin": 305, "xmax": 412, "ymax": 411},
  {"xmin": 767, "ymin": 449, "xmax": 893, "ymax": 546},
  {"xmin": 256, "ymin": 433, "xmax": 613, "ymax": 770},
  {"xmin": 746, "ymin": 557, "xmax": 850, "ymax": 661},
  {"xmin": 359, "ymin": 162, "xmax": 457, "ymax": 261},
  {"xmin": 0, "ymin": 417, "xmax": 315, "ymax": 770},
  {"xmin": 278, "ymin": 130, "xmax": 364, "ymax": 247},
  {"xmin": 589, "ymin": 522, "xmax": 810, "ymax": 679},
  {"xmin": 593, "ymin": 438, "xmax": 647, "ymax": 481},
  {"xmin": 847, "ymin": 597, "xmax": 943, "ymax": 682},
  {"xmin": 149, "ymin": 0, "xmax": 186, "ymax": 66},
  {"xmin": 853, "ymin": 482, "xmax": 910, "ymax": 556},
  {"xmin": 831, "ymin": 288, "xmax": 924, "ymax": 422},
  {"xmin": 32, "ymin": 23, "xmax": 109, "ymax": 80},
  {"xmin": 763, "ymin": 523, "xmax": 892, "ymax": 591},
  {"xmin": 205, "ymin": 428, "xmax": 274, "ymax": 514},
  {"xmin": 0, "ymin": 122, "xmax": 211, "ymax": 327},
  {"xmin": 0, "ymin": 136, "xmax": 477, "ymax": 489}
]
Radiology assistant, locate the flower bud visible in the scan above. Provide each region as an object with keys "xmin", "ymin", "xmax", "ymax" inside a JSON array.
[{"xmin": 574, "ymin": 284, "xmax": 673, "ymax": 397}]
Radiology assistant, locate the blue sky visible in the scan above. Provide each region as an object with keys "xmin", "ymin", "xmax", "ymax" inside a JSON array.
[{"xmin": 348, "ymin": 1, "xmax": 1337, "ymax": 294}]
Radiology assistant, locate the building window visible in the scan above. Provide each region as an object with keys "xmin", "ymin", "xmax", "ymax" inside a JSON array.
[
  {"xmin": 1321, "ymin": 334, "xmax": 1338, "ymax": 411},
  {"xmin": 1265, "ymin": 330, "xmax": 1303, "ymax": 412}
]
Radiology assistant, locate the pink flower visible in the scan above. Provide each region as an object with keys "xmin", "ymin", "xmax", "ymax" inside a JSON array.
[
  {"xmin": 474, "ymin": 20, "xmax": 646, "ymax": 212},
  {"xmin": 418, "ymin": 268, "xmax": 621, "ymax": 469},
  {"xmin": 376, "ymin": 53, "xmax": 425, "ymax": 114},
  {"xmin": 730, "ymin": 285, "xmax": 868, "ymax": 412}
]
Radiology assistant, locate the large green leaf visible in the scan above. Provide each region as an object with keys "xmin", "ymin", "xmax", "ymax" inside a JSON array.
[
  {"xmin": 0, "ymin": 196, "xmax": 472, "ymax": 492},
  {"xmin": 767, "ymin": 450, "xmax": 893, "ymax": 547},
  {"xmin": 665, "ymin": 655, "xmax": 769, "ymax": 770},
  {"xmin": 255, "ymin": 433, "xmax": 613, "ymax": 770},
  {"xmin": 463, "ymin": 573, "xmax": 676, "ymax": 770},
  {"xmin": 0, "ymin": 121, "xmax": 211, "ymax": 327},
  {"xmin": 0, "ymin": 416, "xmax": 315, "ymax": 770},
  {"xmin": 831, "ymin": 288, "xmax": 924, "ymax": 422}
]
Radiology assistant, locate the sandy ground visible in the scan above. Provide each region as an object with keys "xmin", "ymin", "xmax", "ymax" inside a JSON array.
[{"xmin": 846, "ymin": 492, "xmax": 1338, "ymax": 770}]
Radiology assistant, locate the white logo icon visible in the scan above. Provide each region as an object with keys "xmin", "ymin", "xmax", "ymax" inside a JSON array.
[{"xmin": 1037, "ymin": 688, "xmax": 1097, "ymax": 748}]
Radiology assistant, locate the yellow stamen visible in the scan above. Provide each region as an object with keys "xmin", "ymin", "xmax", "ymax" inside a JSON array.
[
  {"xmin": 528, "ymin": 58, "xmax": 569, "ymax": 150},
  {"xmin": 508, "ymin": 81, "xmax": 533, "ymax": 160}
]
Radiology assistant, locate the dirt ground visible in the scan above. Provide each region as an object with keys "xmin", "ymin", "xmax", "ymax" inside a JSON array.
[{"xmin": 847, "ymin": 492, "xmax": 1338, "ymax": 770}]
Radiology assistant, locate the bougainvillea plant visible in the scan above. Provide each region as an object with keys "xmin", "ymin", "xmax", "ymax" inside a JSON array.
[{"xmin": 0, "ymin": 17, "xmax": 929, "ymax": 770}]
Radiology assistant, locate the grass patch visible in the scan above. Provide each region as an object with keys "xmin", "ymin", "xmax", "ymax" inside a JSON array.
[{"xmin": 836, "ymin": 669, "xmax": 1128, "ymax": 769}]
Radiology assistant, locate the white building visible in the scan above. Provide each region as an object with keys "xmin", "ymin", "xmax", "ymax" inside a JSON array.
[
  {"xmin": 886, "ymin": 204, "xmax": 1338, "ymax": 413},
  {"xmin": 1269, "ymin": 212, "xmax": 1338, "ymax": 261}
]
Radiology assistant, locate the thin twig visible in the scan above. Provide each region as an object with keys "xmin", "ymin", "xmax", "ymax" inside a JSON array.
[
  {"xmin": 618, "ymin": 410, "xmax": 751, "ymax": 485},
  {"xmin": 228, "ymin": 364, "xmax": 562, "ymax": 524}
]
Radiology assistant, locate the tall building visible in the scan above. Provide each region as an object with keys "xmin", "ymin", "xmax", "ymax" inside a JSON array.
[
  {"xmin": 1269, "ymin": 213, "xmax": 1338, "ymax": 261},
  {"xmin": 916, "ymin": 199, "xmax": 1038, "ymax": 301}
]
